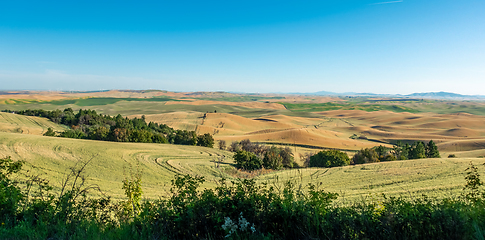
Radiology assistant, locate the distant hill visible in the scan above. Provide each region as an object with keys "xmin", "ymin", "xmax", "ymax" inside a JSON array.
[
  {"xmin": 294, "ymin": 91, "xmax": 485, "ymax": 100},
  {"xmin": 405, "ymin": 92, "xmax": 466, "ymax": 98}
]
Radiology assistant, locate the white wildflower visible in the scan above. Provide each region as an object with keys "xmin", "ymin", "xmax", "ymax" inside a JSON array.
[
  {"xmin": 238, "ymin": 212, "xmax": 250, "ymax": 231},
  {"xmin": 222, "ymin": 213, "xmax": 256, "ymax": 238},
  {"xmin": 222, "ymin": 216, "xmax": 237, "ymax": 238}
]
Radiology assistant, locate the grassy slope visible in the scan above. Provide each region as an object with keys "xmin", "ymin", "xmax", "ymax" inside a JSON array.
[
  {"xmin": 0, "ymin": 130, "xmax": 481, "ymax": 202},
  {"xmin": 257, "ymin": 158, "xmax": 485, "ymax": 202},
  {"xmin": 0, "ymin": 132, "xmax": 232, "ymax": 200},
  {"xmin": 1, "ymin": 96, "xmax": 485, "ymax": 202},
  {"xmin": 0, "ymin": 112, "xmax": 67, "ymax": 135}
]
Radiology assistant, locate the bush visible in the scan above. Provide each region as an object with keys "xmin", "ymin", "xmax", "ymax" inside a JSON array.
[
  {"xmin": 352, "ymin": 148, "xmax": 379, "ymax": 164},
  {"xmin": 43, "ymin": 127, "xmax": 56, "ymax": 137},
  {"xmin": 309, "ymin": 150, "xmax": 350, "ymax": 168},
  {"xmin": 263, "ymin": 146, "xmax": 283, "ymax": 170},
  {"xmin": 218, "ymin": 140, "xmax": 226, "ymax": 150},
  {"xmin": 152, "ymin": 133, "xmax": 168, "ymax": 143},
  {"xmin": 59, "ymin": 129, "xmax": 85, "ymax": 139},
  {"xmin": 1, "ymin": 155, "xmax": 485, "ymax": 239},
  {"xmin": 234, "ymin": 150, "xmax": 263, "ymax": 171},
  {"xmin": 197, "ymin": 133, "xmax": 214, "ymax": 148}
]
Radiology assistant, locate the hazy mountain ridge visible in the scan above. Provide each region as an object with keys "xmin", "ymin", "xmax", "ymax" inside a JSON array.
[{"xmin": 301, "ymin": 91, "xmax": 485, "ymax": 100}]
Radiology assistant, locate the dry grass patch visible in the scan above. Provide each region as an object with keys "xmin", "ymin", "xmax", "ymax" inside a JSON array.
[
  {"xmin": 256, "ymin": 158, "xmax": 485, "ymax": 203},
  {"xmin": 0, "ymin": 112, "xmax": 67, "ymax": 135}
]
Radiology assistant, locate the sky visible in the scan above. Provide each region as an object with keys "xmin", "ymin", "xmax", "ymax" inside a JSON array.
[{"xmin": 0, "ymin": 0, "xmax": 484, "ymax": 95}]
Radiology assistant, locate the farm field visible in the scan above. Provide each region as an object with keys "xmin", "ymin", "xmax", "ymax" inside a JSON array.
[
  {"xmin": 1, "ymin": 90, "xmax": 485, "ymax": 202},
  {"xmin": 0, "ymin": 112, "xmax": 67, "ymax": 135},
  {"xmin": 134, "ymin": 110, "xmax": 485, "ymax": 157},
  {"xmin": 3, "ymin": 90, "xmax": 485, "ymax": 155},
  {"xmin": 0, "ymin": 131, "xmax": 231, "ymax": 200},
  {"xmin": 0, "ymin": 130, "xmax": 482, "ymax": 202}
]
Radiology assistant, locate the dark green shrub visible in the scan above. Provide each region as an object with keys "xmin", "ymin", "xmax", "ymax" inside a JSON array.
[
  {"xmin": 43, "ymin": 127, "xmax": 56, "ymax": 137},
  {"xmin": 409, "ymin": 141, "xmax": 426, "ymax": 159},
  {"xmin": 309, "ymin": 150, "xmax": 350, "ymax": 168},
  {"xmin": 234, "ymin": 150, "xmax": 263, "ymax": 170},
  {"xmin": 352, "ymin": 148, "xmax": 379, "ymax": 164},
  {"xmin": 196, "ymin": 133, "xmax": 214, "ymax": 148},
  {"xmin": 152, "ymin": 134, "xmax": 168, "ymax": 143},
  {"xmin": 129, "ymin": 129, "xmax": 153, "ymax": 143},
  {"xmin": 426, "ymin": 140, "xmax": 441, "ymax": 158},
  {"xmin": 0, "ymin": 156, "xmax": 23, "ymax": 227},
  {"xmin": 263, "ymin": 146, "xmax": 283, "ymax": 170},
  {"xmin": 59, "ymin": 129, "xmax": 85, "ymax": 139}
]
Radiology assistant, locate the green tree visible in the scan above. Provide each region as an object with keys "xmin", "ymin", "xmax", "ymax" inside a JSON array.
[
  {"xmin": 352, "ymin": 148, "xmax": 379, "ymax": 165},
  {"xmin": 129, "ymin": 129, "xmax": 153, "ymax": 143},
  {"xmin": 309, "ymin": 150, "xmax": 350, "ymax": 168},
  {"xmin": 59, "ymin": 129, "xmax": 85, "ymax": 139},
  {"xmin": 43, "ymin": 127, "xmax": 56, "ymax": 137},
  {"xmin": 263, "ymin": 146, "xmax": 283, "ymax": 170},
  {"xmin": 234, "ymin": 150, "xmax": 263, "ymax": 171},
  {"xmin": 373, "ymin": 145, "xmax": 388, "ymax": 160},
  {"xmin": 88, "ymin": 126, "xmax": 109, "ymax": 140},
  {"xmin": 197, "ymin": 133, "xmax": 214, "ymax": 148},
  {"xmin": 152, "ymin": 134, "xmax": 168, "ymax": 143},
  {"xmin": 0, "ymin": 157, "xmax": 23, "ymax": 226},
  {"xmin": 426, "ymin": 140, "xmax": 440, "ymax": 158},
  {"xmin": 410, "ymin": 141, "xmax": 426, "ymax": 159},
  {"xmin": 112, "ymin": 128, "xmax": 129, "ymax": 142},
  {"xmin": 391, "ymin": 141, "xmax": 408, "ymax": 160},
  {"xmin": 280, "ymin": 147, "xmax": 296, "ymax": 168},
  {"xmin": 462, "ymin": 161, "xmax": 484, "ymax": 202},
  {"xmin": 122, "ymin": 166, "xmax": 143, "ymax": 218},
  {"xmin": 173, "ymin": 130, "xmax": 197, "ymax": 145}
]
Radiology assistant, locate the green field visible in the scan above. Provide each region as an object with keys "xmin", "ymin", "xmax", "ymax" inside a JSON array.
[
  {"xmin": 0, "ymin": 129, "xmax": 482, "ymax": 202},
  {"xmin": 0, "ymin": 112, "xmax": 67, "ymax": 135},
  {"xmin": 2, "ymin": 100, "xmax": 286, "ymax": 117},
  {"xmin": 3, "ymin": 94, "xmax": 485, "ymax": 118},
  {"xmin": 1, "ymin": 95, "xmax": 485, "ymax": 203},
  {"xmin": 0, "ymin": 131, "xmax": 232, "ymax": 200},
  {"xmin": 257, "ymin": 158, "xmax": 484, "ymax": 202},
  {"xmin": 283, "ymin": 102, "xmax": 420, "ymax": 113},
  {"xmin": 193, "ymin": 95, "xmax": 285, "ymax": 102}
]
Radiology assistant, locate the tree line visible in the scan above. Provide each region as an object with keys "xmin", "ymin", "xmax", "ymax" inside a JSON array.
[
  {"xmin": 218, "ymin": 139, "xmax": 298, "ymax": 170},
  {"xmin": 226, "ymin": 138, "xmax": 441, "ymax": 171},
  {"xmin": 306, "ymin": 140, "xmax": 441, "ymax": 168},
  {"xmin": 2, "ymin": 108, "xmax": 214, "ymax": 148}
]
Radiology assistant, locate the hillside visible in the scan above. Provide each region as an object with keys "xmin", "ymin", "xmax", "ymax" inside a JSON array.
[
  {"xmin": 0, "ymin": 112, "xmax": 67, "ymax": 135},
  {"xmin": 0, "ymin": 131, "xmax": 231, "ymax": 200},
  {"xmin": 1, "ymin": 93, "xmax": 485, "ymax": 202},
  {"xmin": 0, "ymin": 129, "xmax": 482, "ymax": 202},
  {"xmin": 132, "ymin": 111, "xmax": 485, "ymax": 157}
]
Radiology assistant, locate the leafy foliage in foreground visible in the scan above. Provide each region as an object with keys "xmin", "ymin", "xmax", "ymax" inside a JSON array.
[{"xmin": 1, "ymin": 156, "xmax": 485, "ymax": 239}]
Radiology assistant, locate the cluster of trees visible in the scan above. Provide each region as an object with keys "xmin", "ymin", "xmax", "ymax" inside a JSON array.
[
  {"xmin": 306, "ymin": 150, "xmax": 351, "ymax": 168},
  {"xmin": 4, "ymin": 108, "xmax": 214, "ymax": 148},
  {"xmin": 224, "ymin": 139, "xmax": 297, "ymax": 170},
  {"xmin": 353, "ymin": 140, "xmax": 440, "ymax": 164},
  {"xmin": 304, "ymin": 140, "xmax": 441, "ymax": 168}
]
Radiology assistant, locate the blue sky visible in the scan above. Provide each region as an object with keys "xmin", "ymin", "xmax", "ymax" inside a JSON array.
[{"xmin": 1, "ymin": 0, "xmax": 484, "ymax": 94}]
